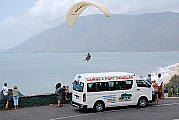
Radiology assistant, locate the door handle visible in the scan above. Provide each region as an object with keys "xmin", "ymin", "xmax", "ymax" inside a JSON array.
[{"xmin": 137, "ymin": 89, "xmax": 140, "ymax": 91}]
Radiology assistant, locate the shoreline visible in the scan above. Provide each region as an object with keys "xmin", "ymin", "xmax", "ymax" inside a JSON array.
[{"xmin": 163, "ymin": 64, "xmax": 179, "ymax": 84}]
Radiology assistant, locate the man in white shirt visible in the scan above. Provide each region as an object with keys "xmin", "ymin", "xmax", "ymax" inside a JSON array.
[
  {"xmin": 157, "ymin": 73, "xmax": 163, "ymax": 86},
  {"xmin": 157, "ymin": 74, "xmax": 163, "ymax": 99},
  {"xmin": 1, "ymin": 83, "xmax": 9, "ymax": 110},
  {"xmin": 2, "ymin": 83, "xmax": 8, "ymax": 96}
]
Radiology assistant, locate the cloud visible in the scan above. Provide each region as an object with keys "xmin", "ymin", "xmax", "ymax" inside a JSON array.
[
  {"xmin": 101, "ymin": 0, "xmax": 179, "ymax": 14},
  {"xmin": 0, "ymin": 0, "xmax": 179, "ymax": 50},
  {"xmin": 1, "ymin": 0, "xmax": 69, "ymax": 34},
  {"xmin": 2, "ymin": 0, "xmax": 179, "ymax": 31},
  {"xmin": 2, "ymin": 0, "xmax": 179, "ymax": 26}
]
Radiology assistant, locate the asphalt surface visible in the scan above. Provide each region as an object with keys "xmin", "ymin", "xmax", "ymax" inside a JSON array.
[{"xmin": 0, "ymin": 98, "xmax": 179, "ymax": 120}]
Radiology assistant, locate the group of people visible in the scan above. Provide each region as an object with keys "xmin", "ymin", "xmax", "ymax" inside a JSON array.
[
  {"xmin": 1, "ymin": 83, "xmax": 19, "ymax": 110},
  {"xmin": 0, "ymin": 73, "xmax": 174, "ymax": 109},
  {"xmin": 170, "ymin": 85, "xmax": 177, "ymax": 96},
  {"xmin": 1, "ymin": 82, "xmax": 69, "ymax": 109},
  {"xmin": 146, "ymin": 73, "xmax": 167, "ymax": 105},
  {"xmin": 55, "ymin": 83, "xmax": 69, "ymax": 107},
  {"xmin": 1, "ymin": 82, "xmax": 69, "ymax": 110}
]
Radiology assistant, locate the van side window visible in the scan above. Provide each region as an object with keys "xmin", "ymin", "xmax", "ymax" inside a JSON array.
[
  {"xmin": 116, "ymin": 80, "xmax": 133, "ymax": 90},
  {"xmin": 87, "ymin": 80, "xmax": 133, "ymax": 92},
  {"xmin": 99, "ymin": 82, "xmax": 109, "ymax": 91},
  {"xmin": 87, "ymin": 82, "xmax": 109, "ymax": 92},
  {"xmin": 108, "ymin": 82, "xmax": 116, "ymax": 91},
  {"xmin": 136, "ymin": 80, "xmax": 151, "ymax": 87},
  {"xmin": 87, "ymin": 83, "xmax": 97, "ymax": 92}
]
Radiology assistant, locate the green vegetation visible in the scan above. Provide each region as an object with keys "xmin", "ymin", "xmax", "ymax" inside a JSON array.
[{"xmin": 166, "ymin": 74, "xmax": 179, "ymax": 97}]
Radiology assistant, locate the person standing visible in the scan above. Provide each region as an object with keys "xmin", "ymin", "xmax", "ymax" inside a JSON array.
[
  {"xmin": 55, "ymin": 83, "xmax": 64, "ymax": 107},
  {"xmin": 171, "ymin": 86, "xmax": 175, "ymax": 96},
  {"xmin": 63, "ymin": 86, "xmax": 69, "ymax": 101},
  {"xmin": 1, "ymin": 83, "xmax": 9, "ymax": 110},
  {"xmin": 12, "ymin": 85, "xmax": 19, "ymax": 110},
  {"xmin": 146, "ymin": 74, "xmax": 152, "ymax": 84},
  {"xmin": 163, "ymin": 85, "xmax": 169, "ymax": 98},
  {"xmin": 157, "ymin": 73, "xmax": 163, "ymax": 99},
  {"xmin": 152, "ymin": 80, "xmax": 159, "ymax": 105}
]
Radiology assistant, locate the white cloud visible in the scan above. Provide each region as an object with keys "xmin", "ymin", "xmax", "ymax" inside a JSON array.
[
  {"xmin": 0, "ymin": 0, "xmax": 179, "ymax": 50},
  {"xmin": 101, "ymin": 0, "xmax": 179, "ymax": 14},
  {"xmin": 2, "ymin": 0, "xmax": 179, "ymax": 31},
  {"xmin": 1, "ymin": 0, "xmax": 74, "ymax": 34}
]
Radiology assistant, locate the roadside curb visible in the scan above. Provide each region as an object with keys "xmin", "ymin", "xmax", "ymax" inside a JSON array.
[{"xmin": 165, "ymin": 97, "xmax": 179, "ymax": 99}]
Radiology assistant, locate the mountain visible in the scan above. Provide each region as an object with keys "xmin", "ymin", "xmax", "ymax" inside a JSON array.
[{"xmin": 7, "ymin": 12, "xmax": 179, "ymax": 53}]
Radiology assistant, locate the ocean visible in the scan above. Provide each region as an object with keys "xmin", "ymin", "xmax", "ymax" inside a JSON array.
[{"xmin": 0, "ymin": 52, "xmax": 179, "ymax": 95}]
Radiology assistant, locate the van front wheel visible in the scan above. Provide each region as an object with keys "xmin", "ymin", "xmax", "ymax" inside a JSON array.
[
  {"xmin": 94, "ymin": 101, "xmax": 105, "ymax": 112},
  {"xmin": 138, "ymin": 97, "xmax": 147, "ymax": 107}
]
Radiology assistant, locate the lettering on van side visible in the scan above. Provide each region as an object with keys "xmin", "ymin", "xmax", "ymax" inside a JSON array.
[{"xmin": 86, "ymin": 76, "xmax": 133, "ymax": 82}]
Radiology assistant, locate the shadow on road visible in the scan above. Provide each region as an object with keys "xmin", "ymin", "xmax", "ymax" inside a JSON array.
[{"xmin": 73, "ymin": 103, "xmax": 155, "ymax": 113}]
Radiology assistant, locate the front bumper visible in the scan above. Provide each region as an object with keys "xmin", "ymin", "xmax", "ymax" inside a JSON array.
[{"xmin": 71, "ymin": 101, "xmax": 87, "ymax": 109}]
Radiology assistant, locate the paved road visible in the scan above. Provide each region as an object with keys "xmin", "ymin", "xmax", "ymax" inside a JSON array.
[{"xmin": 0, "ymin": 98, "xmax": 179, "ymax": 120}]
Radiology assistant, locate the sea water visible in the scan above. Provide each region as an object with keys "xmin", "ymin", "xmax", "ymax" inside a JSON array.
[{"xmin": 0, "ymin": 52, "xmax": 179, "ymax": 95}]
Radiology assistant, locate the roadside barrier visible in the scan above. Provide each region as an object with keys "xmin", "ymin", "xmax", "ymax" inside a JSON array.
[{"xmin": 0, "ymin": 93, "xmax": 72, "ymax": 110}]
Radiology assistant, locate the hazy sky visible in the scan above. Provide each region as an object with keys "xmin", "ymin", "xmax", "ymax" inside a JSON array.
[{"xmin": 0, "ymin": 0, "xmax": 179, "ymax": 50}]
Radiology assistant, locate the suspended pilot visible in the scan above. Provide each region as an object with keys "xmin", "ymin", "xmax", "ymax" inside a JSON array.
[{"xmin": 85, "ymin": 53, "xmax": 91, "ymax": 62}]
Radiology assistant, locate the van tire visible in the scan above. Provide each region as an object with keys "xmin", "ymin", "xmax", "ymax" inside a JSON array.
[
  {"xmin": 93, "ymin": 101, "xmax": 105, "ymax": 112},
  {"xmin": 138, "ymin": 97, "xmax": 148, "ymax": 108}
]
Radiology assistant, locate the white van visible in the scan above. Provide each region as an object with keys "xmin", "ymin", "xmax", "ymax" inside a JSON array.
[{"xmin": 71, "ymin": 72, "xmax": 154, "ymax": 112}]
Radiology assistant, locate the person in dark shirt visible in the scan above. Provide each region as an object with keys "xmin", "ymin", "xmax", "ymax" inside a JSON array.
[
  {"xmin": 55, "ymin": 83, "xmax": 64, "ymax": 107},
  {"xmin": 171, "ymin": 86, "xmax": 175, "ymax": 96},
  {"xmin": 164, "ymin": 85, "xmax": 169, "ymax": 98}
]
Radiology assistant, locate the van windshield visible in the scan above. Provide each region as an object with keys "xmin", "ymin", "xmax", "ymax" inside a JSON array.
[{"xmin": 72, "ymin": 81, "xmax": 84, "ymax": 92}]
